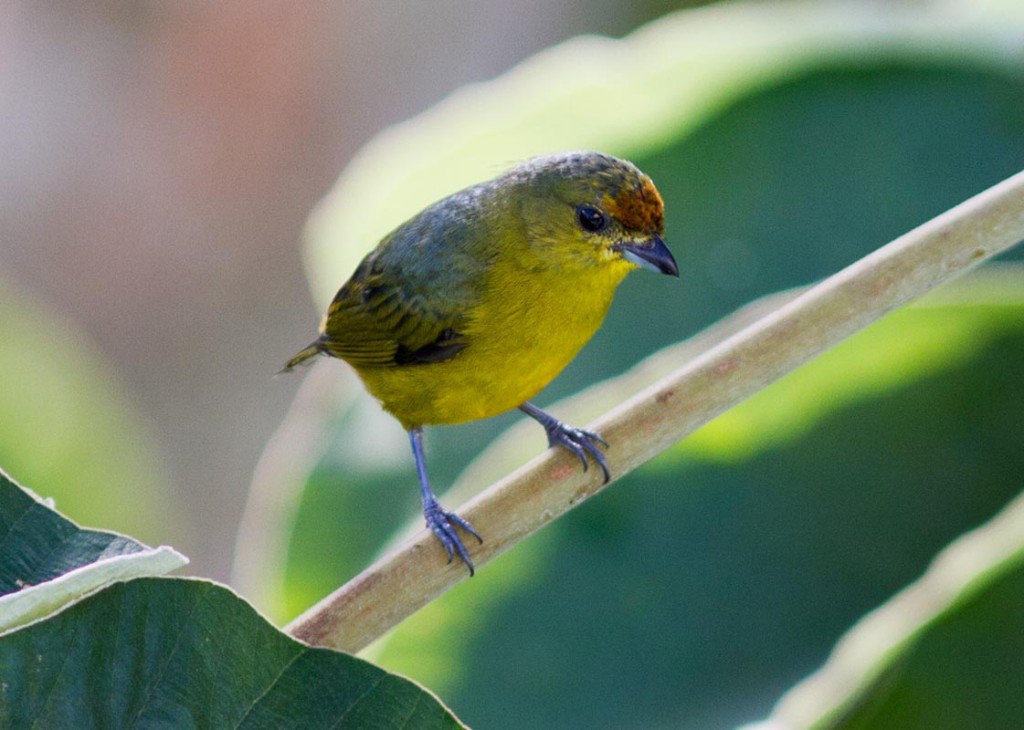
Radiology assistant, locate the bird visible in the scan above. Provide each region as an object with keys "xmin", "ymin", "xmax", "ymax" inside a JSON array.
[{"xmin": 284, "ymin": 151, "xmax": 677, "ymax": 575}]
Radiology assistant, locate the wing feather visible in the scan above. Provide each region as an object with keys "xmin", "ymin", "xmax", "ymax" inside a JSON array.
[{"xmin": 319, "ymin": 246, "xmax": 473, "ymax": 368}]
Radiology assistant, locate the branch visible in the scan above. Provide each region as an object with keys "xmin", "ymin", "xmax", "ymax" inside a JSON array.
[{"xmin": 286, "ymin": 170, "xmax": 1024, "ymax": 653}]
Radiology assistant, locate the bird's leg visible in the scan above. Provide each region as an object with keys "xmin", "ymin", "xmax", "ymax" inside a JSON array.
[
  {"xmin": 519, "ymin": 402, "xmax": 611, "ymax": 483},
  {"xmin": 408, "ymin": 427, "xmax": 482, "ymax": 575}
]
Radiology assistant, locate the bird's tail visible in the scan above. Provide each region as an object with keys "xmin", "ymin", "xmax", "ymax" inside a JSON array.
[{"xmin": 278, "ymin": 338, "xmax": 326, "ymax": 375}]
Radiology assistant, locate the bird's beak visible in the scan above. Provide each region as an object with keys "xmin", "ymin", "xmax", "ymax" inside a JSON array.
[{"xmin": 616, "ymin": 235, "xmax": 679, "ymax": 277}]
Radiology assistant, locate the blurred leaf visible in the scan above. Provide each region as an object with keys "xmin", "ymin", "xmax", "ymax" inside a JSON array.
[
  {"xmin": 675, "ymin": 288, "xmax": 1018, "ymax": 462},
  {"xmin": 748, "ymin": 489, "xmax": 1024, "ymax": 730},
  {"xmin": 302, "ymin": 1, "xmax": 1024, "ymax": 306},
  {"xmin": 0, "ymin": 276, "xmax": 174, "ymax": 545},
  {"xmin": 0, "ymin": 471, "xmax": 186, "ymax": 634}
]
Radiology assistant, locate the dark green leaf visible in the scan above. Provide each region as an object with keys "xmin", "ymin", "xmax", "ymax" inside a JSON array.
[
  {"xmin": 0, "ymin": 577, "xmax": 465, "ymax": 729},
  {"xmin": 0, "ymin": 471, "xmax": 152, "ymax": 596},
  {"xmin": 0, "ymin": 472, "xmax": 185, "ymax": 634},
  {"xmin": 756, "ymin": 487, "xmax": 1024, "ymax": 729}
]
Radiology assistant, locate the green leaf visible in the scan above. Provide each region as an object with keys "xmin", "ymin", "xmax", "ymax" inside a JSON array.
[
  {"xmin": 0, "ymin": 474, "xmax": 465, "ymax": 728},
  {"xmin": 0, "ymin": 471, "xmax": 186, "ymax": 634},
  {"xmin": 673, "ymin": 278, "xmax": 1024, "ymax": 463},
  {"xmin": 301, "ymin": 2, "xmax": 1024, "ymax": 306},
  {"xmin": 751, "ymin": 488, "xmax": 1024, "ymax": 729},
  {"xmin": 0, "ymin": 577, "xmax": 465, "ymax": 730}
]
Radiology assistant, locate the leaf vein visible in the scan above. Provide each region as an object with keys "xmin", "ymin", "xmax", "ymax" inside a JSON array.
[
  {"xmin": 232, "ymin": 645, "xmax": 306, "ymax": 728},
  {"xmin": 126, "ymin": 582, "xmax": 205, "ymax": 729},
  {"xmin": 329, "ymin": 673, "xmax": 386, "ymax": 729}
]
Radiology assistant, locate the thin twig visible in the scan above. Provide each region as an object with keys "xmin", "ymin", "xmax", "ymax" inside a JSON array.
[{"xmin": 286, "ymin": 170, "xmax": 1024, "ymax": 653}]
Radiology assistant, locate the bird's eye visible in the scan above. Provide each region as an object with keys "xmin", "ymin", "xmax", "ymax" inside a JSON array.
[{"xmin": 576, "ymin": 205, "xmax": 608, "ymax": 233}]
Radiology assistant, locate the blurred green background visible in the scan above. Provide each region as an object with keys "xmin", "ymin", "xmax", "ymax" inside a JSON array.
[{"xmin": 3, "ymin": 1, "xmax": 1024, "ymax": 729}]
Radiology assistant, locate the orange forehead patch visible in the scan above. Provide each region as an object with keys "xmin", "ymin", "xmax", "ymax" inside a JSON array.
[{"xmin": 603, "ymin": 178, "xmax": 664, "ymax": 233}]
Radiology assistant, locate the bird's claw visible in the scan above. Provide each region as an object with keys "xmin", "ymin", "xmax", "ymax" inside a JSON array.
[
  {"xmin": 543, "ymin": 421, "xmax": 611, "ymax": 484},
  {"xmin": 423, "ymin": 498, "xmax": 482, "ymax": 576}
]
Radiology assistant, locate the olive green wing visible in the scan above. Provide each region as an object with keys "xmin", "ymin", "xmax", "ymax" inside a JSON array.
[{"xmin": 318, "ymin": 247, "xmax": 475, "ymax": 368}]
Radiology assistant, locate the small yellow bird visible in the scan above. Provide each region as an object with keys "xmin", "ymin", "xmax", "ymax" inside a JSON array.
[{"xmin": 285, "ymin": 151, "xmax": 677, "ymax": 574}]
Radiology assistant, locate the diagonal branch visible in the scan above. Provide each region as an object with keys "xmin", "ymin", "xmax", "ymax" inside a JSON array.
[{"xmin": 286, "ymin": 170, "xmax": 1024, "ymax": 654}]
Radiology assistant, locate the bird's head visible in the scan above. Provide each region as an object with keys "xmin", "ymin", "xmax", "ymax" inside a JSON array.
[{"xmin": 509, "ymin": 151, "xmax": 678, "ymax": 278}]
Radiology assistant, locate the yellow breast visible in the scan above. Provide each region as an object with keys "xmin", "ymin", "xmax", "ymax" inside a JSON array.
[{"xmin": 355, "ymin": 254, "xmax": 633, "ymax": 428}]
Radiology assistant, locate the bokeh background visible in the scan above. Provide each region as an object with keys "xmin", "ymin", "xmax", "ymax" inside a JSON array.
[
  {"xmin": 0, "ymin": 1, "xmax": 686, "ymax": 579},
  {"xmin": 3, "ymin": 2, "xmax": 1024, "ymax": 729}
]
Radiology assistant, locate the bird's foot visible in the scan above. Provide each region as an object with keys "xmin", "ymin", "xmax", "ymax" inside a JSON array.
[
  {"xmin": 423, "ymin": 498, "xmax": 482, "ymax": 576},
  {"xmin": 542, "ymin": 420, "xmax": 611, "ymax": 484}
]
